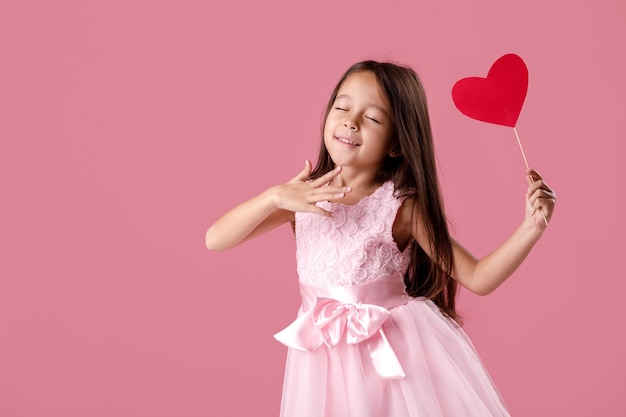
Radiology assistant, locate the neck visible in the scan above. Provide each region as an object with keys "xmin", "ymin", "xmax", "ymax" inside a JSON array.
[{"xmin": 330, "ymin": 165, "xmax": 381, "ymax": 190}]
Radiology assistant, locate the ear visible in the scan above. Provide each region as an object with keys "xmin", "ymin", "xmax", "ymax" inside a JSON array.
[{"xmin": 388, "ymin": 145, "xmax": 402, "ymax": 158}]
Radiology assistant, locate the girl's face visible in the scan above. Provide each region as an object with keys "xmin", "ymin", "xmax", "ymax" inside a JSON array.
[{"xmin": 323, "ymin": 71, "xmax": 395, "ymax": 172}]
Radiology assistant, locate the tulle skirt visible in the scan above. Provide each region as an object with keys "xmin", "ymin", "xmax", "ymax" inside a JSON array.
[{"xmin": 279, "ymin": 298, "xmax": 510, "ymax": 417}]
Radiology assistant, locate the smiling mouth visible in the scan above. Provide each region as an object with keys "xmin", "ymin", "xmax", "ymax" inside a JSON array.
[{"xmin": 336, "ymin": 136, "xmax": 360, "ymax": 146}]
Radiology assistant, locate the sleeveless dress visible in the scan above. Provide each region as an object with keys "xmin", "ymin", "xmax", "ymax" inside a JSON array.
[{"xmin": 274, "ymin": 181, "xmax": 510, "ymax": 417}]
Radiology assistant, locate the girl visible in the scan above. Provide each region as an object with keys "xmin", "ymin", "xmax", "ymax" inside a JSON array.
[{"xmin": 206, "ymin": 61, "xmax": 556, "ymax": 417}]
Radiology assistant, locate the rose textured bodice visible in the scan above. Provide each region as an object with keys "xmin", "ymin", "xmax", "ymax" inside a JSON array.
[{"xmin": 295, "ymin": 181, "xmax": 411, "ymax": 288}]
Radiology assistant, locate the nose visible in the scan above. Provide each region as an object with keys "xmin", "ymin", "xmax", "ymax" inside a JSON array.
[{"xmin": 344, "ymin": 119, "xmax": 358, "ymax": 131}]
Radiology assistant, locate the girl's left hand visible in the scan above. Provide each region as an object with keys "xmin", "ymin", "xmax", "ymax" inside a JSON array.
[{"xmin": 525, "ymin": 169, "xmax": 556, "ymax": 229}]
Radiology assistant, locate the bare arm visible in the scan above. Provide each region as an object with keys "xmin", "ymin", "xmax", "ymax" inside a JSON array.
[
  {"xmin": 205, "ymin": 161, "xmax": 352, "ymax": 251},
  {"xmin": 450, "ymin": 223, "xmax": 544, "ymax": 296},
  {"xmin": 408, "ymin": 169, "xmax": 556, "ymax": 295}
]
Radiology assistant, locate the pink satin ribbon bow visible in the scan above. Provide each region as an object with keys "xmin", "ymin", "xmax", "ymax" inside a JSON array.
[{"xmin": 274, "ymin": 296, "xmax": 406, "ymax": 379}]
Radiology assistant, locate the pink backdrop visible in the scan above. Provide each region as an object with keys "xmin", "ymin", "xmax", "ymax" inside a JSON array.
[{"xmin": 1, "ymin": 0, "xmax": 624, "ymax": 415}]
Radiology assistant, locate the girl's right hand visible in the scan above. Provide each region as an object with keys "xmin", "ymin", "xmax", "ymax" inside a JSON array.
[{"xmin": 271, "ymin": 160, "xmax": 351, "ymax": 217}]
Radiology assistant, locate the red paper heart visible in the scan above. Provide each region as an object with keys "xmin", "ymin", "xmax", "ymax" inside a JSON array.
[{"xmin": 452, "ymin": 54, "xmax": 528, "ymax": 127}]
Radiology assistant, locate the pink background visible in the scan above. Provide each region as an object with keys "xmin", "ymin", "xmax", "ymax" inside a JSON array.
[{"xmin": 1, "ymin": 0, "xmax": 624, "ymax": 415}]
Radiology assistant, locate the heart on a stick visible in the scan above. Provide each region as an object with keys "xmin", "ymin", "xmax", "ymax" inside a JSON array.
[{"xmin": 452, "ymin": 54, "xmax": 528, "ymax": 127}]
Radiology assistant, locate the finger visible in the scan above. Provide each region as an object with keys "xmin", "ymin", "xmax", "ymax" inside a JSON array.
[
  {"xmin": 306, "ymin": 191, "xmax": 348, "ymax": 203},
  {"xmin": 527, "ymin": 169, "xmax": 543, "ymax": 183},
  {"xmin": 310, "ymin": 205, "xmax": 334, "ymax": 217},
  {"xmin": 526, "ymin": 179, "xmax": 545, "ymax": 196},
  {"xmin": 528, "ymin": 193, "xmax": 556, "ymax": 218},
  {"xmin": 526, "ymin": 178, "xmax": 556, "ymax": 196},
  {"xmin": 527, "ymin": 170, "xmax": 556, "ymax": 198},
  {"xmin": 530, "ymin": 196, "xmax": 547, "ymax": 211},
  {"xmin": 310, "ymin": 165, "xmax": 341, "ymax": 187},
  {"xmin": 527, "ymin": 182, "xmax": 556, "ymax": 202},
  {"xmin": 528, "ymin": 187, "xmax": 554, "ymax": 207},
  {"xmin": 530, "ymin": 191, "xmax": 556, "ymax": 206},
  {"xmin": 311, "ymin": 165, "xmax": 342, "ymax": 187},
  {"xmin": 293, "ymin": 160, "xmax": 312, "ymax": 182},
  {"xmin": 312, "ymin": 184, "xmax": 352, "ymax": 195}
]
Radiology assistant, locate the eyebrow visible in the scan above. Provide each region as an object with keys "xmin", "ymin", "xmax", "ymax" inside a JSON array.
[{"xmin": 335, "ymin": 94, "xmax": 389, "ymax": 116}]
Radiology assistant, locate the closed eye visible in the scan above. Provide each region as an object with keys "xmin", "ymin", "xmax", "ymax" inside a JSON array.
[
  {"xmin": 335, "ymin": 107, "xmax": 347, "ymax": 111},
  {"xmin": 366, "ymin": 116, "xmax": 380, "ymax": 124}
]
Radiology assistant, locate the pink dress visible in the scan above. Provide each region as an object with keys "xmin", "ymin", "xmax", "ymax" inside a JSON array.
[{"xmin": 274, "ymin": 181, "xmax": 510, "ymax": 417}]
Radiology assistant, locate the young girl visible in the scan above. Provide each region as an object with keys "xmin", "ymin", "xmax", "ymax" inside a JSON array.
[{"xmin": 206, "ymin": 61, "xmax": 556, "ymax": 417}]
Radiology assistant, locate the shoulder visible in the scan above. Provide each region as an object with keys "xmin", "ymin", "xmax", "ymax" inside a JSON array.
[
  {"xmin": 394, "ymin": 196, "xmax": 432, "ymax": 251},
  {"xmin": 392, "ymin": 196, "xmax": 415, "ymax": 249},
  {"xmin": 395, "ymin": 196, "xmax": 424, "ymax": 231},
  {"xmin": 396, "ymin": 196, "xmax": 414, "ymax": 229}
]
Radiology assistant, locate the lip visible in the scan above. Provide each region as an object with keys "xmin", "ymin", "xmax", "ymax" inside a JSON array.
[{"xmin": 335, "ymin": 135, "xmax": 361, "ymax": 146}]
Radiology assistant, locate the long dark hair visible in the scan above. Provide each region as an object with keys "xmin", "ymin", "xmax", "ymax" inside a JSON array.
[{"xmin": 310, "ymin": 61, "xmax": 458, "ymax": 321}]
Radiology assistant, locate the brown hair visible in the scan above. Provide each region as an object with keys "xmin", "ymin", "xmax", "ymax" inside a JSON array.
[{"xmin": 310, "ymin": 61, "xmax": 458, "ymax": 321}]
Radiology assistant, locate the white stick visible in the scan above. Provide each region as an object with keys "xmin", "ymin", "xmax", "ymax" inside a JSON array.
[
  {"xmin": 513, "ymin": 127, "xmax": 548, "ymax": 226},
  {"xmin": 513, "ymin": 127, "xmax": 530, "ymax": 171}
]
